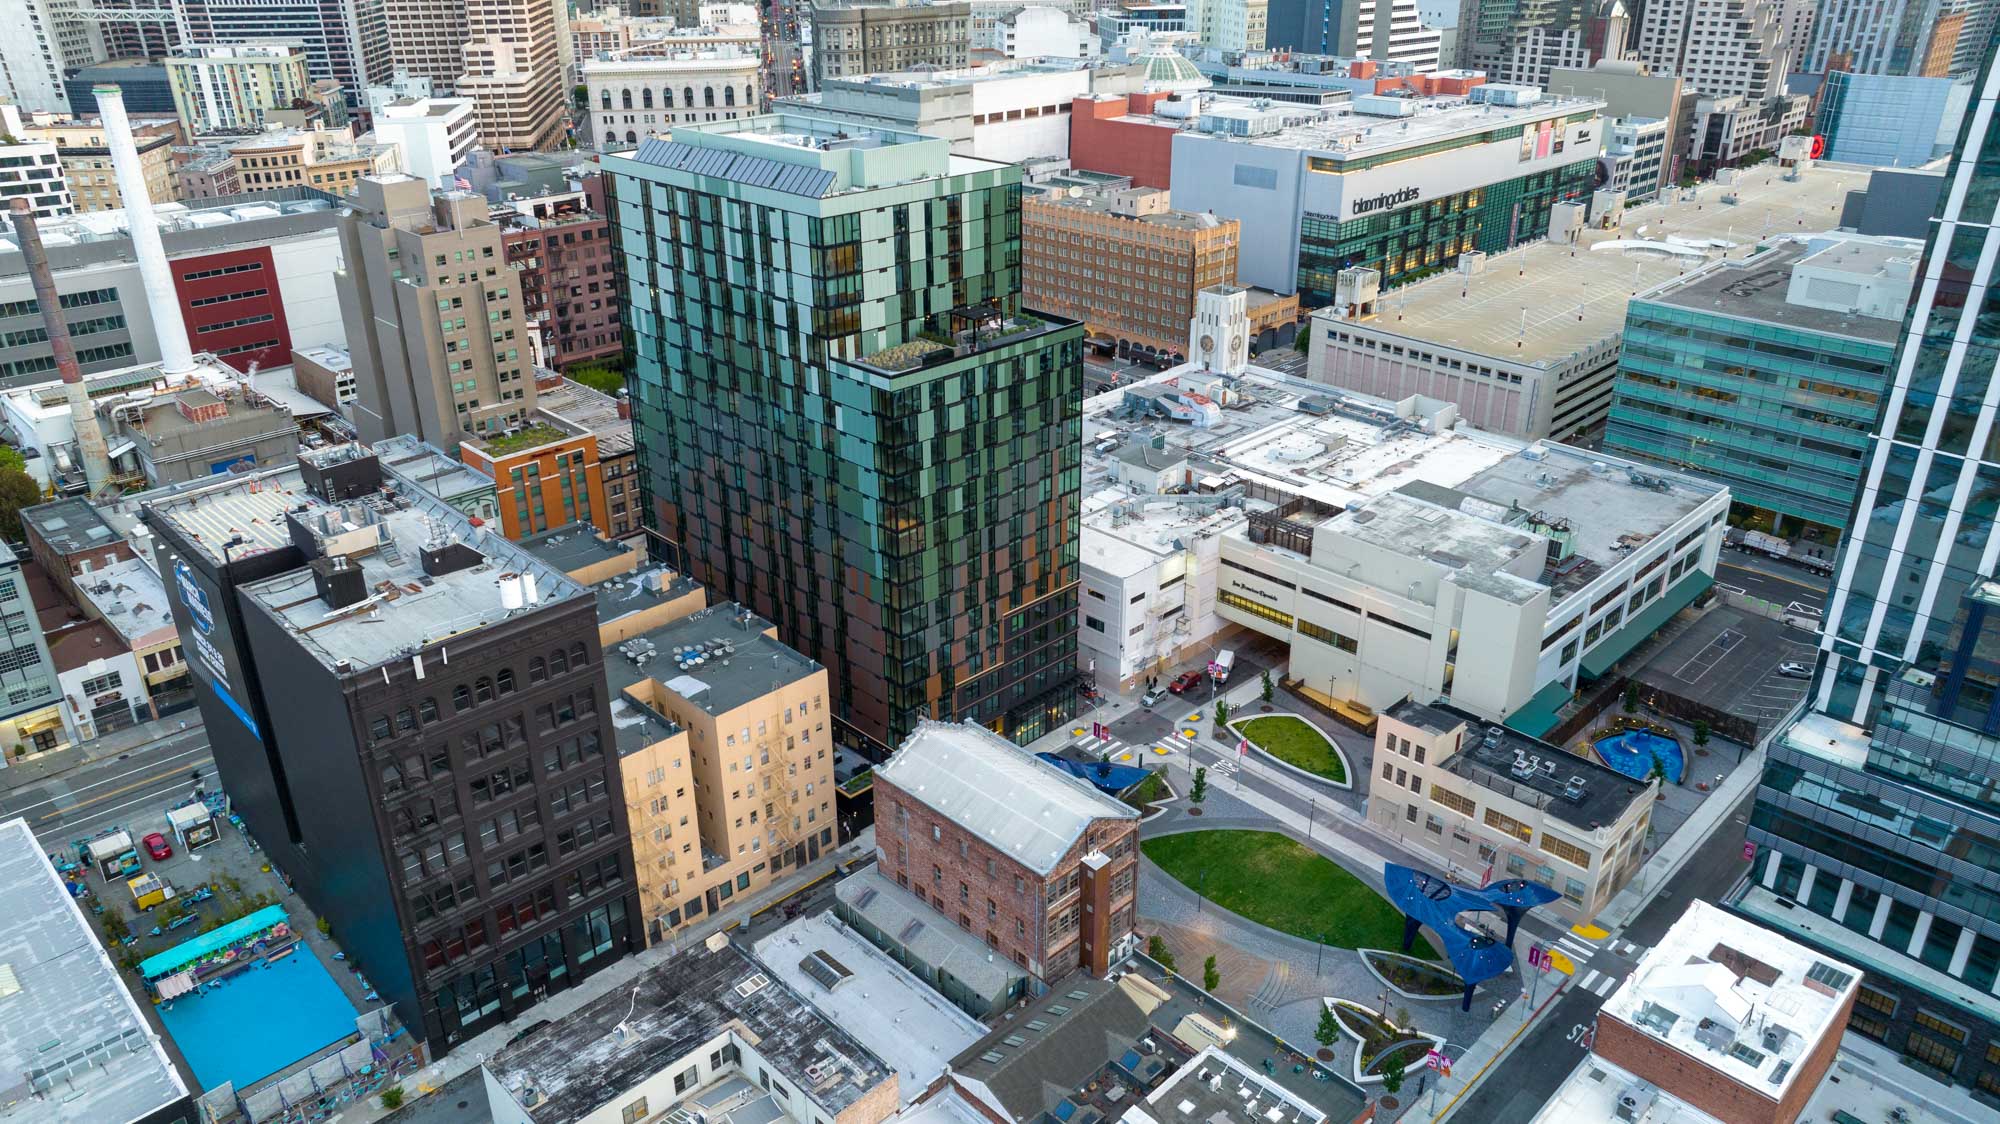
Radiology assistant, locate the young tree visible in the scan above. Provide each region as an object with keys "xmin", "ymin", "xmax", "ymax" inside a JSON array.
[
  {"xmin": 1315, "ymin": 1005, "xmax": 1340, "ymax": 1048},
  {"xmin": 1692, "ymin": 719, "xmax": 1711, "ymax": 748},
  {"xmin": 1622, "ymin": 682, "xmax": 1639, "ymax": 714},
  {"xmin": 0, "ymin": 465, "xmax": 42, "ymax": 541},
  {"xmin": 1190, "ymin": 766, "xmax": 1208, "ymax": 804},
  {"xmin": 1294, "ymin": 323, "xmax": 1312, "ymax": 352},
  {"xmin": 1394, "ymin": 1006, "xmax": 1411, "ymax": 1031},
  {"xmin": 1260, "ymin": 670, "xmax": 1274, "ymax": 703},
  {"xmin": 1203, "ymin": 955, "xmax": 1220, "ymax": 992},
  {"xmin": 1147, "ymin": 935, "xmax": 1177, "ymax": 974},
  {"xmin": 1215, "ymin": 699, "xmax": 1230, "ymax": 727},
  {"xmin": 1382, "ymin": 1060, "xmax": 1406, "ymax": 1095},
  {"xmin": 1647, "ymin": 753, "xmax": 1668, "ymax": 787}
]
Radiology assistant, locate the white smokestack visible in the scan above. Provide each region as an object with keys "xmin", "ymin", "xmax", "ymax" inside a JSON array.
[{"xmin": 96, "ymin": 84, "xmax": 195, "ymax": 377}]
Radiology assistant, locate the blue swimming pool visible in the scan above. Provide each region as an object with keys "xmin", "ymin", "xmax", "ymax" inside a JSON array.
[
  {"xmin": 157, "ymin": 941, "xmax": 360, "ymax": 1091},
  {"xmin": 1592, "ymin": 730, "xmax": 1685, "ymax": 785}
]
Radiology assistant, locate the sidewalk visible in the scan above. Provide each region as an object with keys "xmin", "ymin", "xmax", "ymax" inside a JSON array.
[
  {"xmin": 1595, "ymin": 741, "xmax": 1770, "ymax": 930},
  {"xmin": 0, "ymin": 712, "xmax": 207, "ymax": 792},
  {"xmin": 1423, "ymin": 974, "xmax": 1571, "ymax": 1122}
]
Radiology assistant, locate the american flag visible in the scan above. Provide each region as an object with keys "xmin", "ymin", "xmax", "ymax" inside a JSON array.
[{"xmin": 454, "ymin": 175, "xmax": 472, "ymax": 192}]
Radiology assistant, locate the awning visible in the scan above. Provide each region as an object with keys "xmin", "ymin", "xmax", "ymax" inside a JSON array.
[
  {"xmin": 139, "ymin": 903, "xmax": 289, "ymax": 980},
  {"xmin": 1580, "ymin": 570, "xmax": 1716, "ymax": 681},
  {"xmin": 1504, "ymin": 678, "xmax": 1575, "ymax": 738}
]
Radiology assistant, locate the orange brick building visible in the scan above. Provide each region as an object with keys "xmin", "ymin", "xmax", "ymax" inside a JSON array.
[
  {"xmin": 1068, "ymin": 92, "xmax": 1182, "ymax": 189},
  {"xmin": 458, "ymin": 418, "xmax": 612, "ymax": 540},
  {"xmin": 1024, "ymin": 186, "xmax": 1239, "ymax": 356}
]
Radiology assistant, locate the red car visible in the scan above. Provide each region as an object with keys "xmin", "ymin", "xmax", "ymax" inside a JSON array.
[
  {"xmin": 1168, "ymin": 670, "xmax": 1205, "ymax": 695},
  {"xmin": 142, "ymin": 832, "xmax": 172, "ymax": 861}
]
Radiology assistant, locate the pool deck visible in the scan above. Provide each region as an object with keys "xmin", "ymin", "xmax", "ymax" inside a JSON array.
[{"xmin": 1591, "ymin": 729, "xmax": 1686, "ymax": 784}]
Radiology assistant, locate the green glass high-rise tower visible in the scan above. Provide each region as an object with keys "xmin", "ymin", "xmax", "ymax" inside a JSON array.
[{"xmin": 603, "ymin": 115, "xmax": 1084, "ymax": 756}]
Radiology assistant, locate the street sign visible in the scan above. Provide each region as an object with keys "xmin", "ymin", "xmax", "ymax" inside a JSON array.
[
  {"xmin": 1093, "ymin": 722, "xmax": 1108, "ymax": 741},
  {"xmin": 1528, "ymin": 945, "xmax": 1545, "ymax": 970},
  {"xmin": 1743, "ymin": 841, "xmax": 1757, "ymax": 862},
  {"xmin": 1425, "ymin": 1050, "xmax": 1445, "ymax": 1071}
]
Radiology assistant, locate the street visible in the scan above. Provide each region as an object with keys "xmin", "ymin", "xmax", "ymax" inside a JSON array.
[
  {"xmin": 0, "ymin": 727, "xmax": 213, "ymax": 847},
  {"xmin": 1442, "ymin": 788, "xmax": 1758, "ymax": 1121},
  {"xmin": 1715, "ymin": 551, "xmax": 1832, "ymax": 615}
]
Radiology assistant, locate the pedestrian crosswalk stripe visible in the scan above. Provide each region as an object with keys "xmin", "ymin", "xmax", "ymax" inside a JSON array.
[
  {"xmin": 1579, "ymin": 969, "xmax": 1602, "ymax": 992},
  {"xmin": 1590, "ymin": 974, "xmax": 1619, "ymax": 996},
  {"xmin": 1557, "ymin": 937, "xmax": 1595, "ymax": 961}
]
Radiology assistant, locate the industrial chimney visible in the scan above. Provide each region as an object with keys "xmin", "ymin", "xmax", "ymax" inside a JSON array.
[
  {"xmin": 8, "ymin": 200, "xmax": 112, "ymax": 495},
  {"xmin": 95, "ymin": 83, "xmax": 194, "ymax": 377}
]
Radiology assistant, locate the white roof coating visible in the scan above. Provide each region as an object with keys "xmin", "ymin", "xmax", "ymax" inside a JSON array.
[
  {"xmin": 876, "ymin": 719, "xmax": 1137, "ymax": 876},
  {"xmin": 0, "ymin": 817, "xmax": 189, "ymax": 1122},
  {"xmin": 753, "ymin": 913, "xmax": 985, "ymax": 1101},
  {"xmin": 1600, "ymin": 900, "xmax": 1859, "ymax": 1100}
]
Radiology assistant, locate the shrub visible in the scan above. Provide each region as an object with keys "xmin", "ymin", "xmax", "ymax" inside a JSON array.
[
  {"xmin": 1190, "ymin": 766, "xmax": 1208, "ymax": 804},
  {"xmin": 1147, "ymin": 935, "xmax": 1177, "ymax": 974},
  {"xmin": 1203, "ymin": 955, "xmax": 1220, "ymax": 992},
  {"xmin": 1315, "ymin": 1004, "xmax": 1339, "ymax": 1047},
  {"xmin": 1260, "ymin": 670, "xmax": 1274, "ymax": 703},
  {"xmin": 316, "ymin": 916, "xmax": 331, "ymax": 937},
  {"xmin": 380, "ymin": 1085, "xmax": 404, "ymax": 1110}
]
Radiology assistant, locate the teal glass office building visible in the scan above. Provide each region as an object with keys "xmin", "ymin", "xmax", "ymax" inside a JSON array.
[
  {"xmin": 602, "ymin": 116, "xmax": 1084, "ymax": 756},
  {"xmin": 1734, "ymin": 44, "xmax": 2000, "ymax": 1098},
  {"xmin": 1604, "ymin": 237, "xmax": 1908, "ymax": 536}
]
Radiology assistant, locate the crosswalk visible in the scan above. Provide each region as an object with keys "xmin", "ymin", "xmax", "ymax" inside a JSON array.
[
  {"xmin": 1575, "ymin": 969, "xmax": 1621, "ymax": 997},
  {"xmin": 1549, "ymin": 926, "xmax": 1650, "ymax": 1000},
  {"xmin": 1078, "ymin": 727, "xmax": 1208, "ymax": 768}
]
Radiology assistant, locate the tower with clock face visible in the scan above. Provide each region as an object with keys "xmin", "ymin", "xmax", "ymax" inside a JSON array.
[{"xmin": 1188, "ymin": 283, "xmax": 1250, "ymax": 376}]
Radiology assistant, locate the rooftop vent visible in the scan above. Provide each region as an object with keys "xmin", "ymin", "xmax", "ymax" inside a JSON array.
[
  {"xmin": 420, "ymin": 540, "xmax": 484, "ymax": 578},
  {"xmin": 309, "ymin": 553, "xmax": 368, "ymax": 610}
]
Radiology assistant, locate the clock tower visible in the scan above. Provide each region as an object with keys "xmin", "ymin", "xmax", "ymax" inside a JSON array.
[{"xmin": 1188, "ymin": 283, "xmax": 1251, "ymax": 376}]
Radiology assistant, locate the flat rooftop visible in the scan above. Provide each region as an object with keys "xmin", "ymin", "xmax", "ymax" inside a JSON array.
[
  {"xmin": 604, "ymin": 602, "xmax": 821, "ymax": 718},
  {"xmin": 73, "ymin": 556, "xmax": 175, "ymax": 647},
  {"xmin": 832, "ymin": 866, "xmax": 1028, "ymax": 1000},
  {"xmin": 534, "ymin": 378, "xmax": 634, "ymax": 456},
  {"xmin": 1323, "ymin": 490, "xmax": 1545, "ymax": 605},
  {"xmin": 1219, "ymin": 91, "xmax": 1600, "ymax": 158},
  {"xmin": 142, "ymin": 462, "xmax": 312, "ymax": 567},
  {"xmin": 0, "ymin": 817, "xmax": 189, "ymax": 1123},
  {"xmin": 1027, "ymin": 189, "xmax": 1226, "ymax": 232},
  {"xmin": 517, "ymin": 522, "xmax": 636, "ymax": 578},
  {"xmin": 485, "ymin": 938, "xmax": 894, "ymax": 1122},
  {"xmin": 592, "ymin": 565, "xmax": 703, "ymax": 640},
  {"xmin": 1390, "ymin": 699, "xmax": 1650, "ymax": 831},
  {"xmin": 1534, "ymin": 1045, "xmax": 1988, "ymax": 1124},
  {"xmin": 752, "ymin": 913, "xmax": 986, "ymax": 1100},
  {"xmin": 1126, "ymin": 1047, "xmax": 1328, "ymax": 1124},
  {"xmin": 1641, "ymin": 236, "xmax": 1914, "ymax": 343},
  {"xmin": 1601, "ymin": 900, "xmax": 1859, "ymax": 1100},
  {"xmin": 19, "ymin": 496, "xmax": 122, "ymax": 556},
  {"xmin": 1321, "ymin": 162, "xmax": 1866, "ymax": 364},
  {"xmin": 372, "ymin": 435, "xmax": 495, "ymax": 501},
  {"xmin": 1453, "ymin": 443, "xmax": 1722, "ymax": 580}
]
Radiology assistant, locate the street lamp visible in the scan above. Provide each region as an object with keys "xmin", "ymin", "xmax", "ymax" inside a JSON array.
[{"xmin": 1425, "ymin": 1040, "xmax": 1467, "ymax": 1118}]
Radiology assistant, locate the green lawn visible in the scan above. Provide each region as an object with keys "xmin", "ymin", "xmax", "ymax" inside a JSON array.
[
  {"xmin": 1236, "ymin": 715, "xmax": 1348, "ymax": 783},
  {"xmin": 1144, "ymin": 830, "xmax": 1436, "ymax": 957}
]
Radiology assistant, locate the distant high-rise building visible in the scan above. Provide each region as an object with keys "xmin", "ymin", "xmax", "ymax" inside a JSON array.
[
  {"xmin": 1186, "ymin": 0, "xmax": 1270, "ymax": 50},
  {"xmin": 1806, "ymin": 0, "xmax": 1983, "ymax": 78},
  {"xmin": 1736, "ymin": 40, "xmax": 2000, "ymax": 1096},
  {"xmin": 164, "ymin": 42, "xmax": 316, "ymax": 133},
  {"xmin": 1461, "ymin": 0, "xmax": 1625, "ymax": 88},
  {"xmin": 810, "ymin": 0, "xmax": 972, "ymax": 87},
  {"xmin": 181, "ymin": 0, "xmax": 393, "ymax": 107},
  {"xmin": 456, "ymin": 0, "xmax": 570, "ymax": 151},
  {"xmin": 603, "ymin": 113, "xmax": 1085, "ymax": 755},
  {"xmin": 381, "ymin": 0, "xmax": 471, "ymax": 86},
  {"xmin": 1634, "ymin": 0, "xmax": 1792, "ymax": 100},
  {"xmin": 1266, "ymin": 0, "xmax": 1441, "ymax": 68},
  {"xmin": 336, "ymin": 175, "xmax": 538, "ymax": 446},
  {"xmin": 0, "ymin": 0, "xmax": 106, "ymax": 113}
]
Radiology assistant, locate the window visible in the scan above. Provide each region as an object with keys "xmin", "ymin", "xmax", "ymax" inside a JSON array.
[
  {"xmin": 1484, "ymin": 808, "xmax": 1532, "ymax": 842},
  {"xmin": 1430, "ymin": 787, "xmax": 1476, "ymax": 817},
  {"xmin": 1539, "ymin": 834, "xmax": 1591, "ymax": 868}
]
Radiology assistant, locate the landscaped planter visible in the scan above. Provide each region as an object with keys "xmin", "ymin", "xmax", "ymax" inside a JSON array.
[
  {"xmin": 1358, "ymin": 949, "xmax": 1467, "ymax": 1002},
  {"xmin": 1326, "ymin": 999, "xmax": 1442, "ymax": 1085},
  {"xmin": 1226, "ymin": 713, "xmax": 1352, "ymax": 788}
]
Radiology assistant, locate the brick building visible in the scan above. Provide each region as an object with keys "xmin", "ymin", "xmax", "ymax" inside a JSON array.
[
  {"xmin": 873, "ymin": 720, "xmax": 1139, "ymax": 981},
  {"xmin": 497, "ymin": 179, "xmax": 621, "ymax": 371},
  {"xmin": 1564, "ymin": 900, "xmax": 1861, "ymax": 1124},
  {"xmin": 1024, "ymin": 185, "xmax": 1238, "ymax": 356},
  {"xmin": 1068, "ymin": 92, "xmax": 1182, "ymax": 189}
]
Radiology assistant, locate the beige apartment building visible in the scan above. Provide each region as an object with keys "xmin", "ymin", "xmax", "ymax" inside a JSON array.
[
  {"xmin": 383, "ymin": 0, "xmax": 472, "ymax": 85},
  {"xmin": 1368, "ymin": 699, "xmax": 1655, "ymax": 924},
  {"xmin": 16, "ymin": 113, "xmax": 180, "ymax": 212},
  {"xmin": 165, "ymin": 42, "xmax": 314, "ymax": 133},
  {"xmin": 810, "ymin": 0, "xmax": 971, "ymax": 85},
  {"xmin": 459, "ymin": 0, "xmax": 570, "ymax": 151},
  {"xmin": 1024, "ymin": 186, "xmax": 1241, "ymax": 355},
  {"xmin": 218, "ymin": 126, "xmax": 402, "ymax": 195},
  {"xmin": 336, "ymin": 174, "xmax": 536, "ymax": 445}
]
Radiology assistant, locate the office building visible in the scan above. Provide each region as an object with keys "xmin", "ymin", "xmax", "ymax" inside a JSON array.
[
  {"xmin": 14, "ymin": 110, "xmax": 180, "ymax": 213},
  {"xmin": 0, "ymin": 107, "xmax": 75, "ymax": 220},
  {"xmin": 1548, "ymin": 58, "xmax": 1694, "ymax": 188},
  {"xmin": 534, "ymin": 379, "xmax": 643, "ymax": 540},
  {"xmin": 1816, "ymin": 71, "xmax": 1972, "ymax": 168},
  {"xmin": 179, "ymin": 0, "xmax": 394, "ymax": 107},
  {"xmin": 64, "ymin": 62, "xmax": 176, "ymax": 117},
  {"xmin": 1370, "ymin": 700, "xmax": 1654, "ymax": 921},
  {"xmin": 496, "ymin": 185, "xmax": 622, "ymax": 369},
  {"xmin": 810, "ymin": 0, "xmax": 972, "ymax": 86},
  {"xmin": 0, "ymin": 0, "xmax": 102, "ymax": 114},
  {"xmin": 457, "ymin": 418, "xmax": 610, "ymax": 539},
  {"xmin": 145, "ymin": 444, "xmax": 642, "ymax": 1054},
  {"xmin": 1218, "ymin": 441, "xmax": 1726, "ymax": 725},
  {"xmin": 875, "ymin": 719, "xmax": 1140, "ymax": 978},
  {"xmin": 378, "ymin": 0, "xmax": 468, "ymax": 86},
  {"xmin": 1634, "ymin": 0, "xmax": 1792, "ymax": 100},
  {"xmin": 457, "ymin": 0, "xmax": 571, "ymax": 152},
  {"xmin": 1185, "ymin": 0, "xmax": 1269, "ymax": 50},
  {"xmin": 336, "ymin": 174, "xmax": 537, "ymax": 445},
  {"xmin": 481, "ymin": 936, "xmax": 900, "ymax": 1124},
  {"xmin": 1306, "ymin": 159, "xmax": 1855, "ymax": 439},
  {"xmin": 604, "ymin": 114, "xmax": 1085, "ymax": 754},
  {"xmin": 182, "ymin": 125, "xmax": 403, "ymax": 199},
  {"xmin": 1602, "ymin": 115, "xmax": 1670, "ymax": 201},
  {"xmin": 165, "ymin": 42, "xmax": 316, "ymax": 133},
  {"xmin": 584, "ymin": 47, "xmax": 764, "ymax": 150},
  {"xmin": 1024, "ymin": 185, "xmax": 1239, "ymax": 356},
  {"xmin": 572, "ymin": 4, "xmax": 762, "ymax": 61},
  {"xmin": 1732, "ymin": 45, "xmax": 2000, "ymax": 1098},
  {"xmin": 1169, "ymin": 86, "xmax": 1604, "ymax": 305},
  {"xmin": 1265, "ymin": 0, "xmax": 1441, "ymax": 67},
  {"xmin": 0, "ymin": 817, "xmax": 194, "ymax": 1120},
  {"xmin": 1803, "ymin": 0, "xmax": 1975, "ymax": 78},
  {"xmin": 1605, "ymin": 235, "xmax": 1919, "ymax": 539},
  {"xmin": 372, "ymin": 97, "xmax": 481, "ymax": 189},
  {"xmin": 786, "ymin": 58, "xmax": 1140, "ymax": 163},
  {"xmin": 597, "ymin": 597, "xmax": 836, "ymax": 940},
  {"xmin": 0, "ymin": 542, "xmax": 66, "ymax": 758},
  {"xmin": 1462, "ymin": 0, "xmax": 1625, "ymax": 89}
]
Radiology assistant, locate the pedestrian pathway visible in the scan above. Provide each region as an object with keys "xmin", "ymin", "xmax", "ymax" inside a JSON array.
[{"xmin": 0, "ymin": 712, "xmax": 206, "ymax": 792}]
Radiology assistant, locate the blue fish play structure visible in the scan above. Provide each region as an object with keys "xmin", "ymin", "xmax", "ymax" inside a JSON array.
[
  {"xmin": 1036, "ymin": 752, "xmax": 1151, "ymax": 794},
  {"xmin": 1384, "ymin": 864, "xmax": 1560, "ymax": 1011}
]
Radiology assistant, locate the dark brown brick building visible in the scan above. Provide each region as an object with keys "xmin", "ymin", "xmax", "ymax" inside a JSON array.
[
  {"xmin": 498, "ymin": 176, "xmax": 621, "ymax": 371},
  {"xmin": 873, "ymin": 720, "xmax": 1139, "ymax": 981}
]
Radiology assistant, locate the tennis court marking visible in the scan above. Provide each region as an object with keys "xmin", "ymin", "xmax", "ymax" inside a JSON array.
[{"xmin": 1671, "ymin": 628, "xmax": 1745, "ymax": 684}]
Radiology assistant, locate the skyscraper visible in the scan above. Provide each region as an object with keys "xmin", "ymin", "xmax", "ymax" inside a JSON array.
[
  {"xmin": 457, "ymin": 0, "xmax": 569, "ymax": 152},
  {"xmin": 181, "ymin": 0, "xmax": 393, "ymax": 107},
  {"xmin": 1806, "ymin": 0, "xmax": 1982, "ymax": 78},
  {"xmin": 1737, "ymin": 39, "xmax": 2000, "ymax": 1090},
  {"xmin": 603, "ymin": 114, "xmax": 1084, "ymax": 757}
]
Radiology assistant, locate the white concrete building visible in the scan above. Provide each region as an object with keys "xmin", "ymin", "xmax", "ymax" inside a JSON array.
[
  {"xmin": 0, "ymin": 105, "xmax": 74, "ymax": 219},
  {"xmin": 370, "ymin": 97, "xmax": 479, "ymax": 188},
  {"xmin": 1603, "ymin": 114, "xmax": 1670, "ymax": 202},
  {"xmin": 1216, "ymin": 441, "xmax": 1728, "ymax": 724},
  {"xmin": 985, "ymin": 6, "xmax": 1100, "ymax": 59},
  {"xmin": 0, "ymin": 0, "xmax": 104, "ymax": 113},
  {"xmin": 1368, "ymin": 699, "xmax": 1655, "ymax": 920},
  {"xmin": 585, "ymin": 49, "xmax": 764, "ymax": 150}
]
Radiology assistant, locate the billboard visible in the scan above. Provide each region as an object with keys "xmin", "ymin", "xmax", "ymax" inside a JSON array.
[{"xmin": 166, "ymin": 550, "xmax": 260, "ymax": 737}]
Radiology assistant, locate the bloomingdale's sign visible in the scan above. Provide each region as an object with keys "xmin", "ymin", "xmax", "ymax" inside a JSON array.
[{"xmin": 1350, "ymin": 186, "xmax": 1421, "ymax": 218}]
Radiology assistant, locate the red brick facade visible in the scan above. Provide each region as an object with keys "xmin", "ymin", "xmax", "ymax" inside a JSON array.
[
  {"xmin": 875, "ymin": 774, "xmax": 1138, "ymax": 980},
  {"xmin": 500, "ymin": 179, "xmax": 622, "ymax": 371},
  {"xmin": 1069, "ymin": 93, "xmax": 1179, "ymax": 190},
  {"xmin": 1593, "ymin": 986, "xmax": 1855, "ymax": 1124}
]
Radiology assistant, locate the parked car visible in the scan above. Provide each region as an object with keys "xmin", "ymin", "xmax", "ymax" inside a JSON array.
[
  {"xmin": 142, "ymin": 833, "xmax": 172, "ymax": 861},
  {"xmin": 1776, "ymin": 661, "xmax": 1812, "ymax": 678},
  {"xmin": 1169, "ymin": 670, "xmax": 1204, "ymax": 695},
  {"xmin": 1142, "ymin": 687, "xmax": 1168, "ymax": 707}
]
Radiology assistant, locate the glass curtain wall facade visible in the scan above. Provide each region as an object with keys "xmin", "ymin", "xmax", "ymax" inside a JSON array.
[
  {"xmin": 604, "ymin": 119, "xmax": 1084, "ymax": 758},
  {"xmin": 1740, "ymin": 43, "xmax": 2000, "ymax": 1100}
]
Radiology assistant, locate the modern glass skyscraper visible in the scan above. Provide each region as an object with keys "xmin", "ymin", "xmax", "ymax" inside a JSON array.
[
  {"xmin": 1737, "ymin": 41, "xmax": 2000, "ymax": 1089},
  {"xmin": 602, "ymin": 115, "xmax": 1084, "ymax": 757}
]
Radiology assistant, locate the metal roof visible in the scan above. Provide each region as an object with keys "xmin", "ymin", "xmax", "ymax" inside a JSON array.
[{"xmin": 630, "ymin": 138, "xmax": 837, "ymax": 197}]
